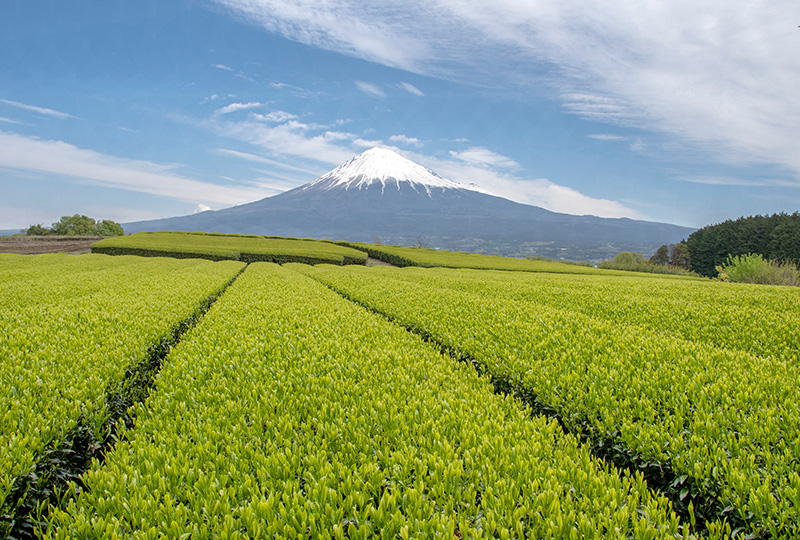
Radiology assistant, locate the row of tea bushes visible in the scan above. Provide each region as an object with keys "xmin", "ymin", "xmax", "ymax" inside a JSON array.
[
  {"xmin": 0, "ymin": 254, "xmax": 245, "ymax": 520},
  {"xmin": 301, "ymin": 264, "xmax": 800, "ymax": 538},
  {"xmin": 93, "ymin": 232, "xmax": 367, "ymax": 265},
  {"xmin": 381, "ymin": 266, "xmax": 799, "ymax": 362},
  {"xmin": 337, "ymin": 241, "xmax": 695, "ymax": 277},
  {"xmin": 48, "ymin": 263, "xmax": 691, "ymax": 539}
]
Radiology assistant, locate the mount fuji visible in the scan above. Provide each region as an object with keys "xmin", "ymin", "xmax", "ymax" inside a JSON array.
[{"xmin": 125, "ymin": 148, "xmax": 694, "ymax": 261}]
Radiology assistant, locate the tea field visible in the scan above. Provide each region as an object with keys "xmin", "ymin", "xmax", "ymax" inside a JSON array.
[{"xmin": 1, "ymin": 253, "xmax": 797, "ymax": 538}]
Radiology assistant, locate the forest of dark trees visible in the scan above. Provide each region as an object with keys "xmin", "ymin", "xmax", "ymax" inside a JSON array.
[{"xmin": 685, "ymin": 212, "xmax": 800, "ymax": 277}]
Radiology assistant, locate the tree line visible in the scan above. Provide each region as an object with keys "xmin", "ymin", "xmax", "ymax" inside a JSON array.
[
  {"xmin": 684, "ymin": 212, "xmax": 800, "ymax": 277},
  {"xmin": 24, "ymin": 214, "xmax": 125, "ymax": 237},
  {"xmin": 604, "ymin": 212, "xmax": 799, "ymax": 279}
]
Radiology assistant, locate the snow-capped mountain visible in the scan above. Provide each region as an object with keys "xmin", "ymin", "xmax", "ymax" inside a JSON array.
[
  {"xmin": 125, "ymin": 147, "xmax": 694, "ymax": 261},
  {"xmin": 299, "ymin": 147, "xmax": 484, "ymax": 197}
]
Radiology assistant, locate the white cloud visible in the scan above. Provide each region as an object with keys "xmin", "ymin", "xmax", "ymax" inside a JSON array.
[
  {"xmin": 214, "ymin": 64, "xmax": 234, "ymax": 71},
  {"xmin": 213, "ymin": 0, "xmax": 800, "ymax": 181},
  {"xmin": 214, "ymin": 101, "xmax": 264, "ymax": 115},
  {"xmin": 0, "ymin": 117, "xmax": 24, "ymax": 125},
  {"xmin": 420, "ymin": 155, "xmax": 642, "ymax": 219},
  {"xmin": 389, "ymin": 134, "xmax": 421, "ymax": 146},
  {"xmin": 587, "ymin": 134, "xmax": 628, "ymax": 141},
  {"xmin": 355, "ymin": 81, "xmax": 386, "ymax": 98},
  {"xmin": 249, "ymin": 110, "xmax": 298, "ymax": 122},
  {"xmin": 213, "ymin": 148, "xmax": 321, "ymax": 175},
  {"xmin": 677, "ymin": 175, "xmax": 799, "ymax": 188},
  {"xmin": 211, "ymin": 117, "xmax": 357, "ymax": 165},
  {"xmin": 398, "ymin": 82, "xmax": 424, "ymax": 96},
  {"xmin": 0, "ymin": 131, "xmax": 266, "ymax": 206},
  {"xmin": 561, "ymin": 94, "xmax": 629, "ymax": 123},
  {"xmin": 195, "ymin": 203, "xmax": 213, "ymax": 213},
  {"xmin": 353, "ymin": 137, "xmax": 383, "ymax": 148},
  {"xmin": 213, "ymin": 0, "xmax": 429, "ymax": 70},
  {"xmin": 0, "ymin": 99, "xmax": 76, "ymax": 120},
  {"xmin": 449, "ymin": 147, "xmax": 519, "ymax": 168}
]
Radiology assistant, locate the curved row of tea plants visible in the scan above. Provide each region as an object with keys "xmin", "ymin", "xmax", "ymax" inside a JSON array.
[
  {"xmin": 338, "ymin": 241, "xmax": 697, "ymax": 278},
  {"xmin": 48, "ymin": 263, "xmax": 693, "ymax": 539},
  {"xmin": 0, "ymin": 254, "xmax": 245, "ymax": 520},
  {"xmin": 300, "ymin": 264, "xmax": 800, "ymax": 538},
  {"xmin": 381, "ymin": 266, "xmax": 800, "ymax": 362},
  {"xmin": 93, "ymin": 231, "xmax": 367, "ymax": 265}
]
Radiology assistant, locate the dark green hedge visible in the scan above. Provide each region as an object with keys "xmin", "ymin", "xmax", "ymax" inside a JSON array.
[
  {"xmin": 92, "ymin": 245, "xmax": 352, "ymax": 266},
  {"xmin": 686, "ymin": 212, "xmax": 800, "ymax": 277}
]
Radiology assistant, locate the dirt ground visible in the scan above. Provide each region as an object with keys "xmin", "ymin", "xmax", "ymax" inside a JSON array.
[
  {"xmin": 365, "ymin": 257, "xmax": 395, "ymax": 267},
  {"xmin": 0, "ymin": 236, "xmax": 101, "ymax": 255}
]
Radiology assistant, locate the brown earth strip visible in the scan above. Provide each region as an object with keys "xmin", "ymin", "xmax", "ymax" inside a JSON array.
[
  {"xmin": 365, "ymin": 256, "xmax": 396, "ymax": 267},
  {"xmin": 0, "ymin": 237, "xmax": 102, "ymax": 255}
]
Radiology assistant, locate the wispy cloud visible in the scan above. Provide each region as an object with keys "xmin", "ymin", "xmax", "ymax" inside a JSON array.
[
  {"xmin": 677, "ymin": 175, "xmax": 799, "ymax": 188},
  {"xmin": 561, "ymin": 94, "xmax": 628, "ymax": 123},
  {"xmin": 214, "ymin": 101, "xmax": 264, "ymax": 115},
  {"xmin": 249, "ymin": 110, "xmax": 298, "ymax": 122},
  {"xmin": 0, "ymin": 117, "xmax": 25, "ymax": 125},
  {"xmin": 0, "ymin": 99, "xmax": 76, "ymax": 120},
  {"xmin": 213, "ymin": 0, "xmax": 800, "ymax": 181},
  {"xmin": 213, "ymin": 148, "xmax": 321, "ymax": 175},
  {"xmin": 213, "ymin": 0, "xmax": 429, "ymax": 71},
  {"xmin": 213, "ymin": 64, "xmax": 234, "ymax": 71},
  {"xmin": 355, "ymin": 81, "xmax": 386, "ymax": 98},
  {"xmin": 449, "ymin": 147, "xmax": 519, "ymax": 168},
  {"xmin": 398, "ymin": 82, "xmax": 424, "ymax": 96},
  {"xmin": 587, "ymin": 134, "xmax": 628, "ymax": 141},
  {"xmin": 424, "ymin": 155, "xmax": 642, "ymax": 219},
  {"xmin": 210, "ymin": 117, "xmax": 356, "ymax": 165},
  {"xmin": 389, "ymin": 134, "xmax": 421, "ymax": 146},
  {"xmin": 0, "ymin": 131, "xmax": 266, "ymax": 206}
]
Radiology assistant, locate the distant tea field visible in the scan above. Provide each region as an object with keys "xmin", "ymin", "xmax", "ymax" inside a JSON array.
[
  {"xmin": 91, "ymin": 231, "xmax": 368, "ymax": 265},
  {"xmin": 2, "ymin": 251, "xmax": 797, "ymax": 538}
]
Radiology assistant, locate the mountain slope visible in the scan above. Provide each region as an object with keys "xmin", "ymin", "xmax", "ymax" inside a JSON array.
[{"xmin": 126, "ymin": 148, "xmax": 694, "ymax": 261}]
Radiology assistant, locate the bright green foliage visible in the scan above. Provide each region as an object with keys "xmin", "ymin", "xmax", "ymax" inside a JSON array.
[
  {"xmin": 716, "ymin": 253, "xmax": 800, "ymax": 286},
  {"xmin": 44, "ymin": 214, "xmax": 125, "ymax": 236},
  {"xmin": 300, "ymin": 264, "xmax": 800, "ymax": 538},
  {"xmin": 48, "ymin": 264, "xmax": 689, "ymax": 539},
  {"xmin": 649, "ymin": 245, "xmax": 670, "ymax": 265},
  {"xmin": 599, "ymin": 251, "xmax": 698, "ymax": 276},
  {"xmin": 96, "ymin": 220, "xmax": 125, "ymax": 237},
  {"xmin": 24, "ymin": 215, "xmax": 125, "ymax": 236},
  {"xmin": 380, "ymin": 267, "xmax": 799, "ymax": 362},
  {"xmin": 686, "ymin": 212, "xmax": 800, "ymax": 277},
  {"xmin": 23, "ymin": 224, "xmax": 52, "ymax": 236},
  {"xmin": 92, "ymin": 231, "xmax": 367, "ymax": 265},
  {"xmin": 0, "ymin": 254, "xmax": 245, "ymax": 511},
  {"xmin": 341, "ymin": 242, "xmax": 697, "ymax": 278}
]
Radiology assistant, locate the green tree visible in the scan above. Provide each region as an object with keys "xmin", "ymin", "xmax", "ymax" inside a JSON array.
[
  {"xmin": 614, "ymin": 252, "xmax": 646, "ymax": 267},
  {"xmin": 687, "ymin": 212, "xmax": 800, "ymax": 277},
  {"xmin": 649, "ymin": 245, "xmax": 669, "ymax": 265},
  {"xmin": 97, "ymin": 220, "xmax": 125, "ymax": 237},
  {"xmin": 768, "ymin": 215, "xmax": 800, "ymax": 263},
  {"xmin": 24, "ymin": 224, "xmax": 52, "ymax": 236},
  {"xmin": 51, "ymin": 214, "xmax": 98, "ymax": 236},
  {"xmin": 669, "ymin": 242, "xmax": 691, "ymax": 269}
]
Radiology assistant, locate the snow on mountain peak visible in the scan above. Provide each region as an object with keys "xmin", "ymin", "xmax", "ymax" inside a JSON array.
[{"xmin": 302, "ymin": 147, "xmax": 484, "ymax": 197}]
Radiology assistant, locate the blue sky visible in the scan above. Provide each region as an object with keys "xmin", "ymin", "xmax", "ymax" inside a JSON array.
[{"xmin": 1, "ymin": 0, "xmax": 798, "ymax": 231}]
